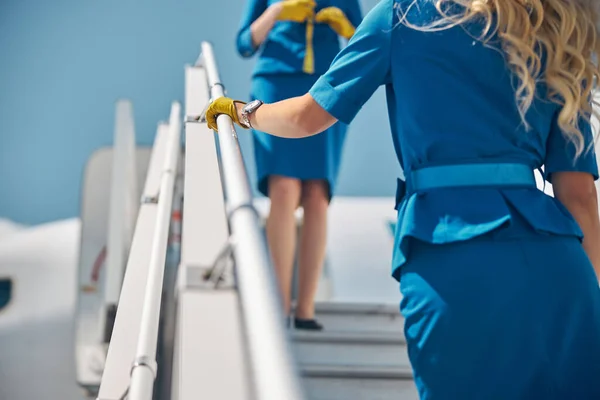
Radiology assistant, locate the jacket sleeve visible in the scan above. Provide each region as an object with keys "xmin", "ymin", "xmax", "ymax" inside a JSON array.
[{"xmin": 236, "ymin": 0, "xmax": 269, "ymax": 58}]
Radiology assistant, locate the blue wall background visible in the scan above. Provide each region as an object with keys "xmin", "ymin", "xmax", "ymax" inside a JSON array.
[{"xmin": 0, "ymin": 0, "xmax": 400, "ymax": 225}]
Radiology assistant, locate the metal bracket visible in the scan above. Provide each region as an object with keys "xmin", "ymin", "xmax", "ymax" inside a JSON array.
[
  {"xmin": 196, "ymin": 202, "xmax": 261, "ymax": 289},
  {"xmin": 131, "ymin": 355, "xmax": 158, "ymax": 379},
  {"xmin": 186, "ymin": 97, "xmax": 214, "ymax": 124},
  {"xmin": 226, "ymin": 202, "xmax": 261, "ymax": 221},
  {"xmin": 203, "ymin": 236, "xmax": 237, "ymax": 288},
  {"xmin": 112, "ymin": 356, "xmax": 158, "ymax": 400},
  {"xmin": 141, "ymin": 194, "xmax": 159, "ymax": 204},
  {"xmin": 116, "ymin": 388, "xmax": 129, "ymax": 400},
  {"xmin": 209, "ymin": 82, "xmax": 226, "ymax": 94},
  {"xmin": 185, "ymin": 115, "xmax": 203, "ymax": 123},
  {"xmin": 141, "ymin": 171, "xmax": 175, "ymax": 205}
]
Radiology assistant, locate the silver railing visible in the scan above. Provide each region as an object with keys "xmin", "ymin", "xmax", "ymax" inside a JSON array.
[
  {"xmin": 128, "ymin": 102, "xmax": 182, "ymax": 400},
  {"xmin": 96, "ymin": 42, "xmax": 304, "ymax": 400},
  {"xmin": 199, "ymin": 41, "xmax": 305, "ymax": 400},
  {"xmin": 96, "ymin": 119, "xmax": 175, "ymax": 400}
]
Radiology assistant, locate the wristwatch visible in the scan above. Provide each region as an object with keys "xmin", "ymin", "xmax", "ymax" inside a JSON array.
[{"xmin": 240, "ymin": 100, "xmax": 263, "ymax": 129}]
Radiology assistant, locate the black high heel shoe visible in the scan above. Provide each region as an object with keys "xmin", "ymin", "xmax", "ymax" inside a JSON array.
[{"xmin": 294, "ymin": 317, "xmax": 324, "ymax": 331}]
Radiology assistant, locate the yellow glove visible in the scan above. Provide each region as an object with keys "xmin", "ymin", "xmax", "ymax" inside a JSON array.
[
  {"xmin": 204, "ymin": 97, "xmax": 246, "ymax": 131},
  {"xmin": 315, "ymin": 7, "xmax": 355, "ymax": 39},
  {"xmin": 277, "ymin": 0, "xmax": 316, "ymax": 23}
]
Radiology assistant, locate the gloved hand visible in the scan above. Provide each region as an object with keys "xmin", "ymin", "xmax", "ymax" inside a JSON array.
[
  {"xmin": 315, "ymin": 7, "xmax": 355, "ymax": 39},
  {"xmin": 203, "ymin": 97, "xmax": 246, "ymax": 131},
  {"xmin": 277, "ymin": 0, "xmax": 316, "ymax": 23}
]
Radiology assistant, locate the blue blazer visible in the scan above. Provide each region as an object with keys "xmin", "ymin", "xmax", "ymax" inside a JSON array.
[{"xmin": 236, "ymin": 0, "xmax": 363, "ymax": 77}]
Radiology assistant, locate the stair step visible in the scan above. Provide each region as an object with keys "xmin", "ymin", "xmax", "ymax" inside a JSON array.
[
  {"xmin": 296, "ymin": 303, "xmax": 413, "ymax": 399},
  {"xmin": 312, "ymin": 302, "xmax": 403, "ymax": 334},
  {"xmin": 293, "ymin": 330, "xmax": 405, "ymax": 344},
  {"xmin": 315, "ymin": 302, "xmax": 400, "ymax": 315},
  {"xmin": 302, "ymin": 363, "xmax": 413, "ymax": 379},
  {"xmin": 293, "ymin": 330, "xmax": 409, "ymax": 368},
  {"xmin": 301, "ymin": 364, "xmax": 418, "ymax": 400}
]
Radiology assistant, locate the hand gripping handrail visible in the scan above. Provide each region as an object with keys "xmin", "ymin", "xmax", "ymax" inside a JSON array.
[{"xmin": 199, "ymin": 41, "xmax": 305, "ymax": 400}]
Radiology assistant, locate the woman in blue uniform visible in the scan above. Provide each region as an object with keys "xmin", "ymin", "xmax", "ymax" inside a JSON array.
[
  {"xmin": 212, "ymin": 0, "xmax": 600, "ymax": 397},
  {"xmin": 235, "ymin": 0, "xmax": 362, "ymax": 330}
]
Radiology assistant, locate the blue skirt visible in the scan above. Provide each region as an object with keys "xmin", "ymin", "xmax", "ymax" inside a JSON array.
[
  {"xmin": 250, "ymin": 74, "xmax": 347, "ymax": 198},
  {"xmin": 399, "ymin": 214, "xmax": 600, "ymax": 399}
]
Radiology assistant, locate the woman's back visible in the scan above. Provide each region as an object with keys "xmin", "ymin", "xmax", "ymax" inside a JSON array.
[
  {"xmin": 387, "ymin": 0, "xmax": 591, "ymax": 173},
  {"xmin": 308, "ymin": 0, "xmax": 599, "ymax": 278}
]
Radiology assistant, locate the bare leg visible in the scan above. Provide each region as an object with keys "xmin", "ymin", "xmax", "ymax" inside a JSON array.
[
  {"xmin": 266, "ymin": 175, "xmax": 302, "ymax": 316},
  {"xmin": 296, "ymin": 180, "xmax": 329, "ymax": 320}
]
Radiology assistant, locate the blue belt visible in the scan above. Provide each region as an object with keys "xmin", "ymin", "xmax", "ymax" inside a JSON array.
[{"xmin": 395, "ymin": 163, "xmax": 537, "ymax": 210}]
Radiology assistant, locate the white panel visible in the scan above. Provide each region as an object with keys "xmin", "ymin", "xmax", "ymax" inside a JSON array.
[
  {"xmin": 325, "ymin": 198, "xmax": 398, "ymax": 303},
  {"xmin": 105, "ymin": 99, "xmax": 138, "ymax": 309},
  {"xmin": 97, "ymin": 124, "xmax": 171, "ymax": 400},
  {"xmin": 176, "ymin": 291, "xmax": 251, "ymax": 400},
  {"xmin": 75, "ymin": 147, "xmax": 151, "ymax": 391},
  {"xmin": 181, "ymin": 66, "xmax": 228, "ymax": 269},
  {"xmin": 97, "ymin": 205, "xmax": 158, "ymax": 400},
  {"xmin": 143, "ymin": 124, "xmax": 170, "ymax": 198},
  {"xmin": 185, "ymin": 65, "xmax": 208, "ymax": 117}
]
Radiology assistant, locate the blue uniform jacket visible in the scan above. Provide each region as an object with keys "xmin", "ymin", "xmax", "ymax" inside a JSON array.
[
  {"xmin": 236, "ymin": 0, "xmax": 363, "ymax": 76},
  {"xmin": 308, "ymin": 0, "xmax": 599, "ymax": 279}
]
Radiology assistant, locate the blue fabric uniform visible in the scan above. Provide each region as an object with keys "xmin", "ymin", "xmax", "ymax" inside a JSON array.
[
  {"xmin": 309, "ymin": 0, "xmax": 600, "ymax": 398},
  {"xmin": 236, "ymin": 0, "xmax": 362, "ymax": 197}
]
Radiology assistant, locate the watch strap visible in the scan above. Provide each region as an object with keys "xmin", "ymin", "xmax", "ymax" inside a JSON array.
[{"xmin": 241, "ymin": 100, "xmax": 263, "ymax": 129}]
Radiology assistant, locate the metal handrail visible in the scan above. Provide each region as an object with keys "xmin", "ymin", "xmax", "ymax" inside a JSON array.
[
  {"xmin": 128, "ymin": 102, "xmax": 182, "ymax": 400},
  {"xmin": 200, "ymin": 41, "xmax": 305, "ymax": 400}
]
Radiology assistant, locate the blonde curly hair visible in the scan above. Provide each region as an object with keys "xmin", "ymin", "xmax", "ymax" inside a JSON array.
[{"xmin": 399, "ymin": 0, "xmax": 600, "ymax": 157}]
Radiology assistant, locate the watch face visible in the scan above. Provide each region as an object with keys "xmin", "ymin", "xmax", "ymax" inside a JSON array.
[{"xmin": 244, "ymin": 100, "xmax": 262, "ymax": 113}]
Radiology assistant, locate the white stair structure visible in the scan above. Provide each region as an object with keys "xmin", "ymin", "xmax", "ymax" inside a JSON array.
[{"xmin": 75, "ymin": 99, "xmax": 153, "ymax": 395}]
